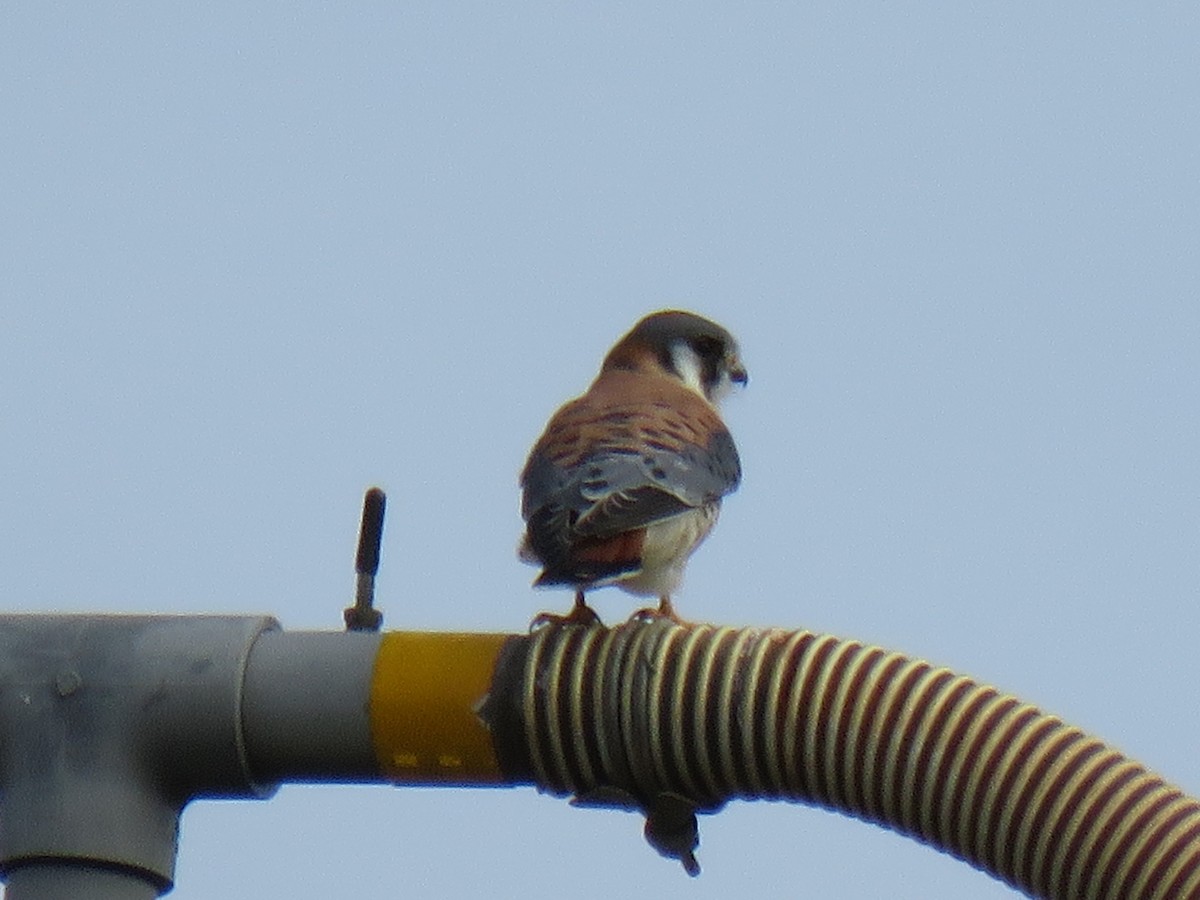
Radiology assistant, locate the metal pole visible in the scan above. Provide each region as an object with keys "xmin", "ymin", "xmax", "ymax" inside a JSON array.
[
  {"xmin": 4, "ymin": 865, "xmax": 161, "ymax": 900},
  {"xmin": 0, "ymin": 614, "xmax": 278, "ymax": 899},
  {"xmin": 240, "ymin": 629, "xmax": 382, "ymax": 782}
]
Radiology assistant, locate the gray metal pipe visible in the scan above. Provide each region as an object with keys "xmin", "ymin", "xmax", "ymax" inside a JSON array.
[
  {"xmin": 240, "ymin": 629, "xmax": 383, "ymax": 783},
  {"xmin": 4, "ymin": 865, "xmax": 161, "ymax": 900},
  {"xmin": 0, "ymin": 615, "xmax": 279, "ymax": 899}
]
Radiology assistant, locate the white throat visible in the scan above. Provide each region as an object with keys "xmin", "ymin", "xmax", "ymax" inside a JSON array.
[{"xmin": 668, "ymin": 342, "xmax": 708, "ymax": 398}]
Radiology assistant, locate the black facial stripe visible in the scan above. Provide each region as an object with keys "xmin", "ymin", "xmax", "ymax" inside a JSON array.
[
  {"xmin": 701, "ymin": 352, "xmax": 720, "ymax": 390},
  {"xmin": 690, "ymin": 335, "xmax": 725, "ymax": 391}
]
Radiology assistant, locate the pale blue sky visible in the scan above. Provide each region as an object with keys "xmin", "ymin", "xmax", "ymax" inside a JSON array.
[{"xmin": 3, "ymin": 5, "xmax": 1198, "ymax": 898}]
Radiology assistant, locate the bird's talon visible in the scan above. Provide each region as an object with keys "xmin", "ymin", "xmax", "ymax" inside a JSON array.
[
  {"xmin": 628, "ymin": 606, "xmax": 663, "ymax": 623},
  {"xmin": 530, "ymin": 603, "xmax": 603, "ymax": 632},
  {"xmin": 626, "ymin": 598, "xmax": 688, "ymax": 626}
]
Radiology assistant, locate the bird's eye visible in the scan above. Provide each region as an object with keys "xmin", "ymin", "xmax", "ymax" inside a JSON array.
[{"xmin": 692, "ymin": 335, "xmax": 724, "ymax": 359}]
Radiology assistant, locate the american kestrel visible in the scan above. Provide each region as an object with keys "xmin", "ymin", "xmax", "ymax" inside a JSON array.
[{"xmin": 520, "ymin": 310, "xmax": 747, "ymax": 623}]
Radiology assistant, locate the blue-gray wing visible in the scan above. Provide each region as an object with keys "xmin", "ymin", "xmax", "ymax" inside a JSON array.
[{"xmin": 521, "ymin": 427, "xmax": 741, "ymax": 541}]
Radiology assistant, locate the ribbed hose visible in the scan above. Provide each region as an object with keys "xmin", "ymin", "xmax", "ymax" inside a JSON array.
[{"xmin": 485, "ymin": 619, "xmax": 1200, "ymax": 898}]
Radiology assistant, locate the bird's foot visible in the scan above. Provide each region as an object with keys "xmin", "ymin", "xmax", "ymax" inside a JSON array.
[
  {"xmin": 530, "ymin": 593, "xmax": 604, "ymax": 631},
  {"xmin": 627, "ymin": 596, "xmax": 689, "ymax": 626}
]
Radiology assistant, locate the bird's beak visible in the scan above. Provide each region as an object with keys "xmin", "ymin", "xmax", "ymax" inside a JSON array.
[{"xmin": 729, "ymin": 359, "xmax": 749, "ymax": 387}]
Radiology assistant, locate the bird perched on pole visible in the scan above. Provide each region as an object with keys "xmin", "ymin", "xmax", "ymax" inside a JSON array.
[{"xmin": 519, "ymin": 310, "xmax": 747, "ymax": 623}]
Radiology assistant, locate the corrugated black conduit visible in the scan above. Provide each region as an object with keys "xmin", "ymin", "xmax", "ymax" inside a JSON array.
[{"xmin": 483, "ymin": 618, "xmax": 1200, "ymax": 897}]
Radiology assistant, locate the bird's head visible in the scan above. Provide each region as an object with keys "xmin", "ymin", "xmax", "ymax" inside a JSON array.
[{"xmin": 601, "ymin": 310, "xmax": 748, "ymax": 405}]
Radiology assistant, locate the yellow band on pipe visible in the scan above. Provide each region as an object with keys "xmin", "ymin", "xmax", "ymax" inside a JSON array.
[{"xmin": 370, "ymin": 631, "xmax": 509, "ymax": 784}]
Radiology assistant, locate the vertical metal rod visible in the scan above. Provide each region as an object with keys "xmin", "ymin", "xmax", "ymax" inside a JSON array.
[{"xmin": 345, "ymin": 487, "xmax": 386, "ymax": 632}]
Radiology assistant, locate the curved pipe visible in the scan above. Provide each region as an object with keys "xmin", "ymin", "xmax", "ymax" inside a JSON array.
[{"xmin": 482, "ymin": 618, "xmax": 1200, "ymax": 897}]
